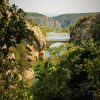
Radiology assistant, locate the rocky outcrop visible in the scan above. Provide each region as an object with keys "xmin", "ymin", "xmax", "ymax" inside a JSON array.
[
  {"xmin": 26, "ymin": 44, "xmax": 39, "ymax": 61},
  {"xmin": 25, "ymin": 22, "xmax": 46, "ymax": 62},
  {"xmin": 26, "ymin": 12, "xmax": 98, "ymax": 28},
  {"xmin": 26, "ymin": 13, "xmax": 61, "ymax": 28},
  {"xmin": 0, "ymin": 0, "xmax": 46, "ymax": 83},
  {"xmin": 70, "ymin": 14, "xmax": 100, "ymax": 45},
  {"xmin": 24, "ymin": 23, "xmax": 46, "ymax": 80},
  {"xmin": 33, "ymin": 17, "xmax": 61, "ymax": 28},
  {"xmin": 24, "ymin": 68, "xmax": 34, "ymax": 80}
]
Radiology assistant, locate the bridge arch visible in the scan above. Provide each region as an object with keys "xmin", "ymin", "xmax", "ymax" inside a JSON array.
[
  {"xmin": 49, "ymin": 42, "xmax": 64, "ymax": 48},
  {"xmin": 46, "ymin": 41, "xmax": 67, "ymax": 48},
  {"xmin": 46, "ymin": 33, "xmax": 70, "ymax": 48}
]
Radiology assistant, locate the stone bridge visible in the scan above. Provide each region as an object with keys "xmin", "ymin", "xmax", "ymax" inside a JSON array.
[{"xmin": 46, "ymin": 34, "xmax": 70, "ymax": 47}]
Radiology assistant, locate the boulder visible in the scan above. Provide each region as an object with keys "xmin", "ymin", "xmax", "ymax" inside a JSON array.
[{"xmin": 24, "ymin": 68, "xmax": 34, "ymax": 80}]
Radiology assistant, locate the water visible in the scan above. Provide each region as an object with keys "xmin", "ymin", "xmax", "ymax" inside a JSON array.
[
  {"xmin": 45, "ymin": 50, "xmax": 50, "ymax": 57},
  {"xmin": 45, "ymin": 42, "xmax": 64, "ymax": 57},
  {"xmin": 47, "ymin": 32, "xmax": 69, "ymax": 36},
  {"xmin": 45, "ymin": 32, "xmax": 70, "ymax": 57},
  {"xmin": 46, "ymin": 32, "xmax": 70, "ymax": 41}
]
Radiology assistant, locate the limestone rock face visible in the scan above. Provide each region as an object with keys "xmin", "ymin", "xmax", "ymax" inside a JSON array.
[
  {"xmin": 26, "ymin": 13, "xmax": 61, "ymax": 28},
  {"xmin": 32, "ymin": 26, "xmax": 46, "ymax": 50},
  {"xmin": 26, "ymin": 44, "xmax": 39, "ymax": 61},
  {"xmin": 25, "ymin": 22, "xmax": 46, "ymax": 62},
  {"xmin": 24, "ymin": 68, "xmax": 34, "ymax": 80},
  {"xmin": 19, "ymin": 24, "xmax": 46, "ymax": 80}
]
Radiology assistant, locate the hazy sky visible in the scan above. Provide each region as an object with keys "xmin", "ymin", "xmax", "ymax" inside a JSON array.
[{"xmin": 9, "ymin": 0, "xmax": 100, "ymax": 16}]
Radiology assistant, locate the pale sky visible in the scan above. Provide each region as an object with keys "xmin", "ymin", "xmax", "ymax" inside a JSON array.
[{"xmin": 9, "ymin": 0, "xmax": 100, "ymax": 16}]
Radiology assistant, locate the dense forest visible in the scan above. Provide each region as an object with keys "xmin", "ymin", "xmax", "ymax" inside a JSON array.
[
  {"xmin": 32, "ymin": 13, "xmax": 100, "ymax": 100},
  {"xmin": 0, "ymin": 0, "xmax": 100, "ymax": 100}
]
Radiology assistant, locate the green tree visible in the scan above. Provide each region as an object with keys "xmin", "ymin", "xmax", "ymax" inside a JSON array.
[
  {"xmin": 31, "ymin": 39, "xmax": 100, "ymax": 100},
  {"xmin": 0, "ymin": 2, "xmax": 33, "ymax": 99},
  {"xmin": 31, "ymin": 13, "xmax": 100, "ymax": 100},
  {"xmin": 70, "ymin": 14, "xmax": 100, "ymax": 45}
]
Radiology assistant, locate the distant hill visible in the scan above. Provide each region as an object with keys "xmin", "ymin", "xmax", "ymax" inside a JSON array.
[
  {"xmin": 26, "ymin": 12, "xmax": 99, "ymax": 28},
  {"xmin": 70, "ymin": 13, "xmax": 100, "ymax": 44},
  {"xmin": 26, "ymin": 12, "xmax": 61, "ymax": 28},
  {"xmin": 26, "ymin": 12, "xmax": 46, "ymax": 18},
  {"xmin": 53, "ymin": 13, "xmax": 99, "ymax": 28}
]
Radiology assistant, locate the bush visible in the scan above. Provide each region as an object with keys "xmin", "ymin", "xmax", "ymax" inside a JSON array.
[
  {"xmin": 0, "ymin": 2, "xmax": 33, "ymax": 99},
  {"xmin": 31, "ymin": 39, "xmax": 100, "ymax": 100}
]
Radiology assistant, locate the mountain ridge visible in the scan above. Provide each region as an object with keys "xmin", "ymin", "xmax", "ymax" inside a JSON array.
[{"xmin": 26, "ymin": 12, "xmax": 100, "ymax": 28}]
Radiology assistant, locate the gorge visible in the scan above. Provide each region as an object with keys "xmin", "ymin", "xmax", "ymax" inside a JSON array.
[{"xmin": 26, "ymin": 12, "xmax": 98, "ymax": 28}]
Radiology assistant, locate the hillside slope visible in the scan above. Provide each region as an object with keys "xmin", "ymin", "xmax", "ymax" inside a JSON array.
[
  {"xmin": 26, "ymin": 12, "xmax": 99, "ymax": 28},
  {"xmin": 26, "ymin": 12, "xmax": 61, "ymax": 28},
  {"xmin": 70, "ymin": 13, "xmax": 100, "ymax": 44},
  {"xmin": 53, "ymin": 13, "xmax": 99, "ymax": 28}
]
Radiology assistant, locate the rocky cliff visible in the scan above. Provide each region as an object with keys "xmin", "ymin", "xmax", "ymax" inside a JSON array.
[
  {"xmin": 25, "ymin": 23, "xmax": 46, "ymax": 80},
  {"xmin": 25, "ymin": 22, "xmax": 46, "ymax": 62},
  {"xmin": 0, "ymin": 0, "xmax": 46, "ymax": 81},
  {"xmin": 26, "ymin": 12, "xmax": 99, "ymax": 28},
  {"xmin": 26, "ymin": 12, "xmax": 61, "ymax": 28}
]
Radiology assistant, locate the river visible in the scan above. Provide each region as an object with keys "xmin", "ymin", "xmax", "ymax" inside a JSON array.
[
  {"xmin": 45, "ymin": 32, "xmax": 70, "ymax": 57},
  {"xmin": 46, "ymin": 32, "xmax": 70, "ymax": 41}
]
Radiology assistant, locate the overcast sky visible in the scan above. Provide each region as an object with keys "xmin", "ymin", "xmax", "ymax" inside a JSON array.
[{"xmin": 9, "ymin": 0, "xmax": 100, "ymax": 16}]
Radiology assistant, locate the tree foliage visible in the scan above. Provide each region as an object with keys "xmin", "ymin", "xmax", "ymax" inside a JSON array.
[
  {"xmin": 32, "ymin": 39, "xmax": 100, "ymax": 100},
  {"xmin": 31, "ymin": 14, "xmax": 100, "ymax": 100},
  {"xmin": 70, "ymin": 13, "xmax": 100, "ymax": 45},
  {"xmin": 0, "ymin": 2, "xmax": 33, "ymax": 99}
]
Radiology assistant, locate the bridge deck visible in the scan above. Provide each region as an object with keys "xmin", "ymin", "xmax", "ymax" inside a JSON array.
[
  {"xmin": 46, "ymin": 34, "xmax": 70, "ymax": 42},
  {"xmin": 46, "ymin": 34, "xmax": 70, "ymax": 47},
  {"xmin": 46, "ymin": 38, "xmax": 69, "ymax": 41}
]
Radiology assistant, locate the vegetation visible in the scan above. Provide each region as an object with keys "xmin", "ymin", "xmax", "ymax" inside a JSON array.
[
  {"xmin": 26, "ymin": 12, "xmax": 46, "ymax": 18},
  {"xmin": 11, "ymin": 43, "xmax": 32, "ymax": 68},
  {"xmin": 70, "ymin": 13, "xmax": 100, "ymax": 45},
  {"xmin": 32, "ymin": 40, "xmax": 100, "ymax": 100},
  {"xmin": 26, "ymin": 12, "xmax": 99, "ymax": 35},
  {"xmin": 26, "ymin": 12, "xmax": 61, "ymax": 29},
  {"xmin": 40, "ymin": 26, "xmax": 70, "ymax": 36},
  {"xmin": 0, "ymin": 0, "xmax": 100, "ymax": 100},
  {"xmin": 31, "ymin": 14, "xmax": 100, "ymax": 100},
  {"xmin": 0, "ymin": 2, "xmax": 33, "ymax": 99},
  {"xmin": 40, "ymin": 26, "xmax": 54, "ymax": 36},
  {"xmin": 53, "ymin": 12, "xmax": 98, "ymax": 28},
  {"xmin": 26, "ymin": 12, "xmax": 99, "ymax": 28}
]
